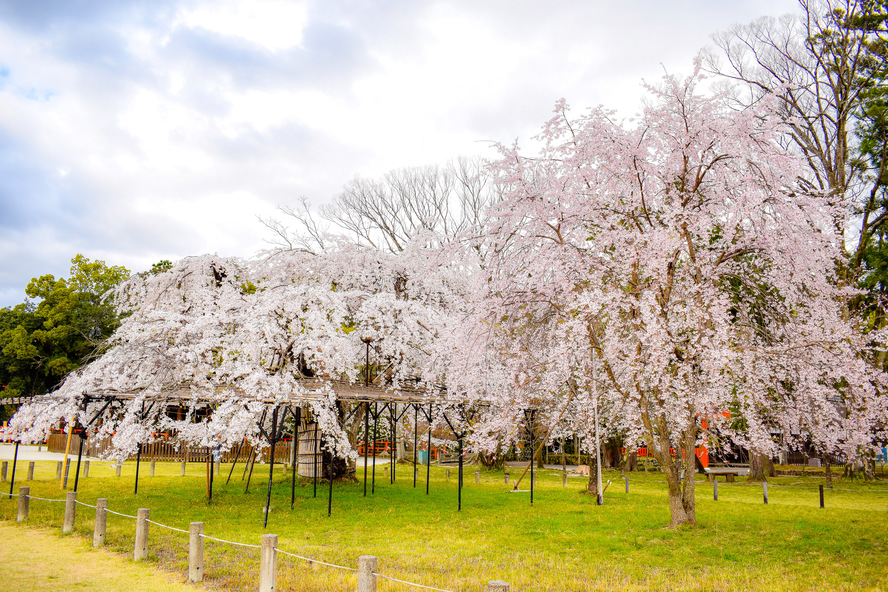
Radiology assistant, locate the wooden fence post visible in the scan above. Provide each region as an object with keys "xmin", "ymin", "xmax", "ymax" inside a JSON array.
[
  {"xmin": 63, "ymin": 491, "xmax": 77, "ymax": 533},
  {"xmin": 116, "ymin": 464, "xmax": 122, "ymax": 478},
  {"xmin": 358, "ymin": 555, "xmax": 377, "ymax": 592},
  {"xmin": 17, "ymin": 486, "xmax": 29, "ymax": 522},
  {"xmin": 475, "ymin": 470, "xmax": 480, "ymax": 484},
  {"xmin": 713, "ymin": 480, "xmax": 718, "ymax": 501},
  {"xmin": 1, "ymin": 461, "xmax": 7, "ymax": 482},
  {"xmin": 504, "ymin": 471, "xmax": 509, "ymax": 485},
  {"xmin": 56, "ymin": 461, "xmax": 62, "ymax": 479},
  {"xmin": 259, "ymin": 534, "xmax": 278, "ymax": 592},
  {"xmin": 189, "ymin": 522, "xmax": 204, "ymax": 582},
  {"xmin": 150, "ymin": 460, "xmax": 155, "ymax": 477},
  {"xmin": 27, "ymin": 462, "xmax": 34, "ymax": 481},
  {"xmin": 93, "ymin": 499, "xmax": 107, "ymax": 547},
  {"xmin": 83, "ymin": 460, "xmax": 89, "ymax": 478},
  {"xmin": 134, "ymin": 508, "xmax": 150, "ymax": 561},
  {"xmin": 763, "ymin": 482, "xmax": 769, "ymax": 505}
]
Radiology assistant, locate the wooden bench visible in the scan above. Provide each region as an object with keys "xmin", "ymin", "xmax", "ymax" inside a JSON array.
[{"xmin": 706, "ymin": 470, "xmax": 739, "ymax": 483}]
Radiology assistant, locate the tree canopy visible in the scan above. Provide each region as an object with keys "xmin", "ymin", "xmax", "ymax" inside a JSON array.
[{"xmin": 0, "ymin": 255, "xmax": 129, "ymax": 417}]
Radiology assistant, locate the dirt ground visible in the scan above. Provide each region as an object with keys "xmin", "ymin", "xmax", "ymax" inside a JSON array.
[{"xmin": 0, "ymin": 522, "xmax": 199, "ymax": 592}]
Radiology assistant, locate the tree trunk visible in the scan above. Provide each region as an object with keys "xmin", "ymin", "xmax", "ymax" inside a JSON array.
[
  {"xmin": 584, "ymin": 454, "xmax": 599, "ymax": 497},
  {"xmin": 748, "ymin": 453, "xmax": 774, "ymax": 482},
  {"xmin": 645, "ymin": 418, "xmax": 696, "ymax": 527},
  {"xmin": 865, "ymin": 457, "xmax": 876, "ymax": 481},
  {"xmin": 627, "ymin": 452, "xmax": 638, "ymax": 472}
]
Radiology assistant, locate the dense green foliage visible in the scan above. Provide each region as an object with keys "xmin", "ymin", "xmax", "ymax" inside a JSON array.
[{"xmin": 0, "ymin": 255, "xmax": 129, "ymax": 416}]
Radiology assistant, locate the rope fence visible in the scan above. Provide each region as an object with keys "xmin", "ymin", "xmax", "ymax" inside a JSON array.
[
  {"xmin": 373, "ymin": 571, "xmax": 457, "ymax": 592},
  {"xmin": 5, "ymin": 486, "xmax": 499, "ymax": 591},
  {"xmin": 8, "ymin": 472, "xmax": 887, "ymax": 592},
  {"xmin": 275, "ymin": 546, "xmax": 356, "ymax": 571},
  {"xmin": 198, "ymin": 533, "xmax": 262, "ymax": 549}
]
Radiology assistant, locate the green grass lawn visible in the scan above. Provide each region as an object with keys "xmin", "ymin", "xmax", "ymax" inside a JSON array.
[{"xmin": 1, "ymin": 459, "xmax": 886, "ymax": 591}]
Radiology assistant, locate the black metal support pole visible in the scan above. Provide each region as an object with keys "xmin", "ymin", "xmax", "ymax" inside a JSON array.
[
  {"xmin": 426, "ymin": 404, "xmax": 432, "ymax": 495},
  {"xmin": 291, "ymin": 407, "xmax": 300, "ymax": 510},
  {"xmin": 363, "ymin": 401, "xmax": 370, "ymax": 496},
  {"xmin": 264, "ymin": 407, "xmax": 279, "ymax": 528},
  {"xmin": 207, "ymin": 453, "xmax": 212, "ymax": 500},
  {"xmin": 245, "ymin": 449, "xmax": 257, "ymax": 492},
  {"xmin": 313, "ymin": 421, "xmax": 319, "ymax": 498},
  {"xmin": 134, "ymin": 443, "xmax": 142, "ymax": 495},
  {"xmin": 73, "ymin": 434, "xmax": 84, "ymax": 493},
  {"xmin": 8, "ymin": 442, "xmax": 18, "ymax": 499},
  {"xmin": 413, "ymin": 405, "xmax": 418, "ymax": 488},
  {"xmin": 390, "ymin": 404, "xmax": 396, "ymax": 484},
  {"xmin": 530, "ymin": 410, "xmax": 535, "ymax": 505},
  {"xmin": 327, "ymin": 437, "xmax": 334, "ymax": 517},
  {"xmin": 227, "ymin": 440, "xmax": 244, "ymax": 485},
  {"xmin": 458, "ymin": 437, "xmax": 463, "ymax": 511},
  {"xmin": 134, "ymin": 401, "xmax": 144, "ymax": 495},
  {"xmin": 372, "ymin": 403, "xmax": 378, "ymax": 494}
]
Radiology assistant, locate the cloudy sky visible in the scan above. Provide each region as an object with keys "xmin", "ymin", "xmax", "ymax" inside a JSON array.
[{"xmin": 0, "ymin": 0, "xmax": 801, "ymax": 306}]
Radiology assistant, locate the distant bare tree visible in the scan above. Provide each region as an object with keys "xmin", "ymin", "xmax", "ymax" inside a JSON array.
[
  {"xmin": 703, "ymin": 0, "xmax": 885, "ymax": 275},
  {"xmin": 261, "ymin": 157, "xmax": 500, "ymax": 254}
]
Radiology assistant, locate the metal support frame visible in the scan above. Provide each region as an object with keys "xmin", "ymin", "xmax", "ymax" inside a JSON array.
[
  {"xmin": 290, "ymin": 406, "xmax": 301, "ymax": 510},
  {"xmin": 442, "ymin": 406, "xmax": 475, "ymax": 511},
  {"xmin": 523, "ymin": 409, "xmax": 536, "ymax": 505},
  {"xmin": 413, "ymin": 405, "xmax": 418, "ymax": 488},
  {"xmin": 363, "ymin": 401, "xmax": 370, "ymax": 496}
]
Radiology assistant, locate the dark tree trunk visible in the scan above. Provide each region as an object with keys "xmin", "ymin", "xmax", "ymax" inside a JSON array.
[
  {"xmin": 748, "ymin": 453, "xmax": 774, "ymax": 482},
  {"xmin": 627, "ymin": 452, "xmax": 638, "ymax": 472}
]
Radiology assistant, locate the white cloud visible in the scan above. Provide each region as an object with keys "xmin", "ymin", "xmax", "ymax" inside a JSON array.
[
  {"xmin": 176, "ymin": 0, "xmax": 309, "ymax": 52},
  {"xmin": 0, "ymin": 0, "xmax": 804, "ymax": 306}
]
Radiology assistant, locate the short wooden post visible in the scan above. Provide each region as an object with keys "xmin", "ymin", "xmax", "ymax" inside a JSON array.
[
  {"xmin": 486, "ymin": 581, "xmax": 510, "ymax": 591},
  {"xmin": 180, "ymin": 461, "xmax": 186, "ymax": 476},
  {"xmin": 763, "ymin": 482, "xmax": 768, "ymax": 504},
  {"xmin": 17, "ymin": 486, "xmax": 29, "ymax": 522},
  {"xmin": 624, "ymin": 475, "xmax": 629, "ymax": 493},
  {"xmin": 150, "ymin": 460, "xmax": 155, "ymax": 477},
  {"xmin": 446, "ymin": 469, "xmax": 451, "ymax": 481},
  {"xmin": 819, "ymin": 484, "xmax": 824, "ymax": 508},
  {"xmin": 215, "ymin": 460, "xmax": 221, "ymax": 476},
  {"xmin": 56, "ymin": 461, "xmax": 63, "ymax": 479},
  {"xmin": 475, "ymin": 470, "xmax": 480, "ymax": 484},
  {"xmin": 63, "ymin": 491, "xmax": 77, "ymax": 533},
  {"xmin": 62, "ymin": 458, "xmax": 71, "ymax": 488},
  {"xmin": 27, "ymin": 462, "xmax": 34, "ymax": 481},
  {"xmin": 713, "ymin": 480, "xmax": 718, "ymax": 501},
  {"xmin": 93, "ymin": 499, "xmax": 107, "ymax": 547},
  {"xmin": 259, "ymin": 533, "xmax": 278, "ymax": 592},
  {"xmin": 504, "ymin": 471, "xmax": 509, "ymax": 485},
  {"xmin": 357, "ymin": 555, "xmax": 377, "ymax": 592},
  {"xmin": 562, "ymin": 472, "xmax": 567, "ymax": 487},
  {"xmin": 134, "ymin": 508, "xmax": 150, "ymax": 560},
  {"xmin": 1, "ymin": 461, "xmax": 6, "ymax": 481},
  {"xmin": 83, "ymin": 460, "xmax": 90, "ymax": 478},
  {"xmin": 189, "ymin": 522, "xmax": 204, "ymax": 582},
  {"xmin": 116, "ymin": 464, "xmax": 122, "ymax": 477}
]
